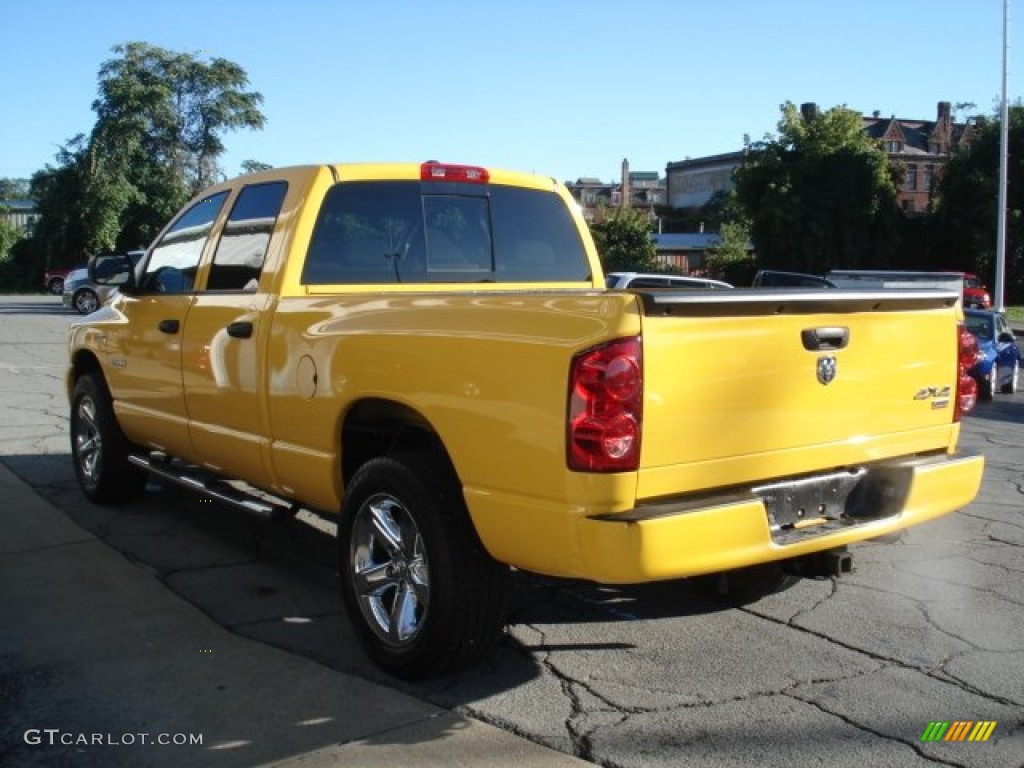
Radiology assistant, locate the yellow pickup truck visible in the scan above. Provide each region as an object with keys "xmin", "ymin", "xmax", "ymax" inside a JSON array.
[{"xmin": 67, "ymin": 162, "xmax": 984, "ymax": 678}]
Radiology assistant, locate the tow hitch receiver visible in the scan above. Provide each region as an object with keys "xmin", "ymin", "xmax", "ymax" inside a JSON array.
[{"xmin": 786, "ymin": 547, "xmax": 853, "ymax": 578}]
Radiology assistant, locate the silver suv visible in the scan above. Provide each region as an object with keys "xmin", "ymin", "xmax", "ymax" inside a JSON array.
[
  {"xmin": 63, "ymin": 251, "xmax": 145, "ymax": 314},
  {"xmin": 605, "ymin": 271, "xmax": 732, "ymax": 290}
]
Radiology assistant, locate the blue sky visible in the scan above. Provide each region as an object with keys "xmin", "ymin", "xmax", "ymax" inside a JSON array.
[{"xmin": 2, "ymin": 0, "xmax": 1018, "ymax": 185}]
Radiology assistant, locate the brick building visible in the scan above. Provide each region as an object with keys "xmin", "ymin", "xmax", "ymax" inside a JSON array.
[
  {"xmin": 566, "ymin": 158, "xmax": 665, "ymax": 222},
  {"xmin": 665, "ymin": 101, "xmax": 974, "ymax": 214}
]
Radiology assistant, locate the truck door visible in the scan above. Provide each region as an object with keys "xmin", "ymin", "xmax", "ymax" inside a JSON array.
[
  {"xmin": 181, "ymin": 181, "xmax": 288, "ymax": 481},
  {"xmin": 107, "ymin": 192, "xmax": 229, "ymax": 460}
]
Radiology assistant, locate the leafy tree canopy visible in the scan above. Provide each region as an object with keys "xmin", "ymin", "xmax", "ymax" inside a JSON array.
[
  {"xmin": 705, "ymin": 218, "xmax": 756, "ymax": 285},
  {"xmin": 0, "ymin": 178, "xmax": 31, "ymax": 199},
  {"xmin": 733, "ymin": 102, "xmax": 901, "ymax": 275},
  {"xmin": 240, "ymin": 159, "xmax": 274, "ymax": 175},
  {"xmin": 590, "ymin": 207, "xmax": 659, "ymax": 274},
  {"xmin": 29, "ymin": 42, "xmax": 266, "ymax": 268},
  {"xmin": 934, "ymin": 104, "xmax": 1024, "ymax": 302}
]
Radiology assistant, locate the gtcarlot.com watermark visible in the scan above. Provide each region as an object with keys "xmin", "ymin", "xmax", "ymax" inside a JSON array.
[{"xmin": 24, "ymin": 729, "xmax": 203, "ymax": 747}]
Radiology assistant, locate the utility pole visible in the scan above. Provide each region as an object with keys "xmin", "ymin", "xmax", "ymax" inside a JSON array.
[{"xmin": 995, "ymin": 0, "xmax": 1010, "ymax": 311}]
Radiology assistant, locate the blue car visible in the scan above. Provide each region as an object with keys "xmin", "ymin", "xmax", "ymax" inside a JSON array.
[{"xmin": 964, "ymin": 309, "xmax": 1020, "ymax": 399}]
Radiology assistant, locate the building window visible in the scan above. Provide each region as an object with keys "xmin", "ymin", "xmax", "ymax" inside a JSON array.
[
  {"xmin": 922, "ymin": 165, "xmax": 933, "ymax": 191},
  {"xmin": 887, "ymin": 140, "xmax": 903, "ymax": 153},
  {"xmin": 906, "ymin": 164, "xmax": 918, "ymax": 191}
]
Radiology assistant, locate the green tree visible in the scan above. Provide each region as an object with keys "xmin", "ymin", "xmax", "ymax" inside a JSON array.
[
  {"xmin": 933, "ymin": 104, "xmax": 1024, "ymax": 303},
  {"xmin": 0, "ymin": 178, "xmax": 31, "ymax": 199},
  {"xmin": 29, "ymin": 137, "xmax": 91, "ymax": 267},
  {"xmin": 705, "ymin": 218, "xmax": 756, "ymax": 285},
  {"xmin": 93, "ymin": 42, "xmax": 265, "ymax": 194},
  {"xmin": 0, "ymin": 212, "xmax": 20, "ymax": 264},
  {"xmin": 733, "ymin": 102, "xmax": 901, "ymax": 274},
  {"xmin": 240, "ymin": 159, "xmax": 273, "ymax": 175},
  {"xmin": 30, "ymin": 42, "xmax": 266, "ymax": 266},
  {"xmin": 590, "ymin": 207, "xmax": 659, "ymax": 273}
]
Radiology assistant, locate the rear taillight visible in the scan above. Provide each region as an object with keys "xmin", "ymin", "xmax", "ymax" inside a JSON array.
[
  {"xmin": 420, "ymin": 162, "xmax": 489, "ymax": 183},
  {"xmin": 568, "ymin": 337, "xmax": 642, "ymax": 472},
  {"xmin": 955, "ymin": 323, "xmax": 979, "ymax": 421}
]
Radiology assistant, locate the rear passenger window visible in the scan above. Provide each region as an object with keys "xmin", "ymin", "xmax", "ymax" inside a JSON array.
[
  {"xmin": 207, "ymin": 181, "xmax": 287, "ymax": 291},
  {"xmin": 302, "ymin": 182, "xmax": 591, "ymax": 284}
]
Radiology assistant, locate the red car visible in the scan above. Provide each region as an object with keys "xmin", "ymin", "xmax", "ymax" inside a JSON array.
[
  {"xmin": 43, "ymin": 264, "xmax": 84, "ymax": 295},
  {"xmin": 962, "ymin": 273, "xmax": 991, "ymax": 309}
]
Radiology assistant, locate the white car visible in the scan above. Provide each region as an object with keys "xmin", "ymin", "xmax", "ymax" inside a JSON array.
[{"xmin": 605, "ymin": 271, "xmax": 733, "ymax": 290}]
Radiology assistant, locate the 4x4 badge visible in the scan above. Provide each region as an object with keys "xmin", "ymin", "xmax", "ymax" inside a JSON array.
[{"xmin": 817, "ymin": 356, "xmax": 837, "ymax": 385}]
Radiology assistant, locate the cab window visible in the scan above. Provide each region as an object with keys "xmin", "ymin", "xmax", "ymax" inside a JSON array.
[
  {"xmin": 207, "ymin": 182, "xmax": 287, "ymax": 292},
  {"xmin": 141, "ymin": 192, "xmax": 228, "ymax": 294}
]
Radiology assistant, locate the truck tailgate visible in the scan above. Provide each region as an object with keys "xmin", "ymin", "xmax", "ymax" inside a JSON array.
[{"xmin": 635, "ymin": 289, "xmax": 964, "ymax": 498}]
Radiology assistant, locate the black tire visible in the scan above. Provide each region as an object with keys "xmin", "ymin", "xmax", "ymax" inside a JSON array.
[
  {"xmin": 48, "ymin": 277, "xmax": 64, "ymax": 295},
  {"xmin": 1001, "ymin": 360, "xmax": 1019, "ymax": 395},
  {"xmin": 73, "ymin": 288, "xmax": 99, "ymax": 315},
  {"xmin": 70, "ymin": 374, "xmax": 148, "ymax": 503},
  {"xmin": 694, "ymin": 562, "xmax": 798, "ymax": 605},
  {"xmin": 338, "ymin": 453, "xmax": 509, "ymax": 679},
  {"xmin": 978, "ymin": 370, "xmax": 994, "ymax": 402}
]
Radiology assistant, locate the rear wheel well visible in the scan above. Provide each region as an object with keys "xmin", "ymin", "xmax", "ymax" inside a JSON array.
[{"xmin": 341, "ymin": 399, "xmax": 453, "ymax": 487}]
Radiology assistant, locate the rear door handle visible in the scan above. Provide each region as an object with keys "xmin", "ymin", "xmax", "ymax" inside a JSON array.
[
  {"xmin": 802, "ymin": 326, "xmax": 849, "ymax": 351},
  {"xmin": 158, "ymin": 319, "xmax": 179, "ymax": 334},
  {"xmin": 226, "ymin": 321, "xmax": 253, "ymax": 339}
]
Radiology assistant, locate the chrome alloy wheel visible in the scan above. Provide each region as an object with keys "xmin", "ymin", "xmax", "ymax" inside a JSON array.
[
  {"xmin": 350, "ymin": 493, "xmax": 430, "ymax": 647},
  {"xmin": 74, "ymin": 395, "xmax": 102, "ymax": 482},
  {"xmin": 74, "ymin": 289, "xmax": 99, "ymax": 314}
]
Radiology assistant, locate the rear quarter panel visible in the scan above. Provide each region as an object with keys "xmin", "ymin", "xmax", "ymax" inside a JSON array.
[{"xmin": 265, "ymin": 291, "xmax": 641, "ymax": 515}]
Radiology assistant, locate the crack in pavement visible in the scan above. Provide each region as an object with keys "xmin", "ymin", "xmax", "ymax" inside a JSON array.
[
  {"xmin": 741, "ymin": 583, "xmax": 1023, "ymax": 711},
  {"xmin": 782, "ymin": 688, "xmax": 972, "ymax": 768}
]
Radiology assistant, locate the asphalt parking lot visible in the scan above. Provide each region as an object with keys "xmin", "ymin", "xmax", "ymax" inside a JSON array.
[{"xmin": 1, "ymin": 295, "xmax": 1022, "ymax": 768}]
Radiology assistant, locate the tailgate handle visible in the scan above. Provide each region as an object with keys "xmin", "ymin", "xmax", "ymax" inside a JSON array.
[
  {"xmin": 157, "ymin": 319, "xmax": 179, "ymax": 335},
  {"xmin": 226, "ymin": 321, "xmax": 253, "ymax": 339},
  {"xmin": 802, "ymin": 326, "xmax": 849, "ymax": 351}
]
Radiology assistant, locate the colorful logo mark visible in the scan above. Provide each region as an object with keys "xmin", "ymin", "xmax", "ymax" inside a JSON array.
[{"xmin": 921, "ymin": 721, "xmax": 997, "ymax": 742}]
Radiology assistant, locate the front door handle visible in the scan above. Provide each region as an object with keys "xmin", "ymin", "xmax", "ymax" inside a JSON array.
[
  {"xmin": 158, "ymin": 319, "xmax": 179, "ymax": 334},
  {"xmin": 226, "ymin": 321, "xmax": 253, "ymax": 339}
]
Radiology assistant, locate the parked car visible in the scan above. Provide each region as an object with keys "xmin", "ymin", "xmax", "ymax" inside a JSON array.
[
  {"xmin": 964, "ymin": 308, "xmax": 1020, "ymax": 398},
  {"xmin": 962, "ymin": 273, "xmax": 991, "ymax": 309},
  {"xmin": 606, "ymin": 272, "xmax": 733, "ymax": 290},
  {"xmin": 44, "ymin": 263, "xmax": 84, "ymax": 295},
  {"xmin": 752, "ymin": 270, "xmax": 836, "ymax": 288},
  {"xmin": 63, "ymin": 251, "xmax": 144, "ymax": 314}
]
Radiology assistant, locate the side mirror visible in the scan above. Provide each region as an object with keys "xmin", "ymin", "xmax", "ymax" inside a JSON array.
[
  {"xmin": 89, "ymin": 253, "xmax": 136, "ymax": 291},
  {"xmin": 997, "ymin": 331, "xmax": 1016, "ymax": 344}
]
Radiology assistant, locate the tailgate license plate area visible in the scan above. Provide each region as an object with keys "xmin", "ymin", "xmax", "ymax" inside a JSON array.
[
  {"xmin": 753, "ymin": 465, "xmax": 913, "ymax": 543},
  {"xmin": 754, "ymin": 469, "xmax": 867, "ymax": 533}
]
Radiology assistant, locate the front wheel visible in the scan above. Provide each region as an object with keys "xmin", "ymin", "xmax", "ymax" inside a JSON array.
[
  {"xmin": 48, "ymin": 277, "xmax": 64, "ymax": 295},
  {"xmin": 73, "ymin": 288, "xmax": 99, "ymax": 315},
  {"xmin": 1001, "ymin": 360, "xmax": 1019, "ymax": 395},
  {"xmin": 338, "ymin": 453, "xmax": 509, "ymax": 679},
  {"xmin": 70, "ymin": 374, "xmax": 148, "ymax": 503}
]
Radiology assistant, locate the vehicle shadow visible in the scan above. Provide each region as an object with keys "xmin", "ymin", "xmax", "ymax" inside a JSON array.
[
  {"xmin": 3, "ymin": 451, "xmax": 743, "ymax": 710},
  {"xmin": 964, "ymin": 394, "xmax": 1024, "ymax": 425}
]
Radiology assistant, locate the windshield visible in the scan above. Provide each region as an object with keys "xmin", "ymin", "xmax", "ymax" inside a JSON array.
[{"xmin": 965, "ymin": 314, "xmax": 995, "ymax": 340}]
